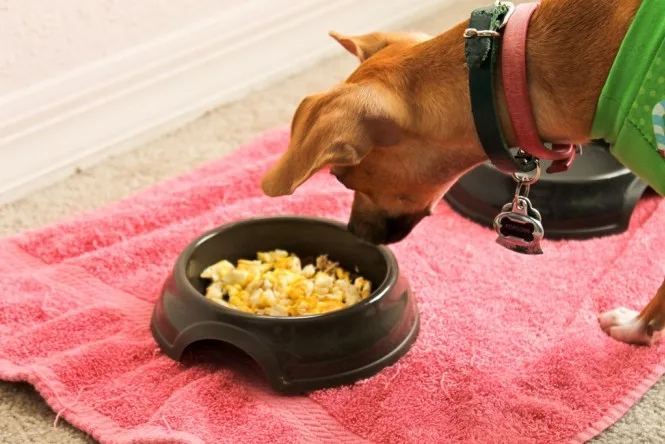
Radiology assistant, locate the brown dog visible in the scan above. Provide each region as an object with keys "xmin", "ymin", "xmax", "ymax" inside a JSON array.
[{"xmin": 260, "ymin": 0, "xmax": 665, "ymax": 346}]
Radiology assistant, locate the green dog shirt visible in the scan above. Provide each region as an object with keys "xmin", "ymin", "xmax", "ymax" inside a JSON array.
[{"xmin": 590, "ymin": 0, "xmax": 665, "ymax": 196}]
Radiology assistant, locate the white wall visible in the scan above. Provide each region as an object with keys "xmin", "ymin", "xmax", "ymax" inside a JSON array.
[
  {"xmin": 0, "ymin": 0, "xmax": 234, "ymax": 95},
  {"xmin": 0, "ymin": 0, "xmax": 446, "ymax": 204}
]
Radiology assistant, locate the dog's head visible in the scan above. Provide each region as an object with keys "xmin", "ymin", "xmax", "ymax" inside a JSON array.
[{"xmin": 261, "ymin": 30, "xmax": 483, "ymax": 244}]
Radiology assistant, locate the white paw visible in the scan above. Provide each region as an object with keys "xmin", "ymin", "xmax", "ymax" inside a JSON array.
[{"xmin": 598, "ymin": 307, "xmax": 661, "ymax": 346}]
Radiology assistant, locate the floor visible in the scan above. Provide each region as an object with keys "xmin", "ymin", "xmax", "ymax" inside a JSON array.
[{"xmin": 1, "ymin": 2, "xmax": 664, "ymax": 443}]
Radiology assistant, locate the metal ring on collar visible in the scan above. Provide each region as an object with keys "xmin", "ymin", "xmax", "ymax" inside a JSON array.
[{"xmin": 511, "ymin": 161, "xmax": 541, "ymax": 185}]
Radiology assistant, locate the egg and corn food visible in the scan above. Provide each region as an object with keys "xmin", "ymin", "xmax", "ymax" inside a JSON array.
[{"xmin": 200, "ymin": 249, "xmax": 373, "ymax": 316}]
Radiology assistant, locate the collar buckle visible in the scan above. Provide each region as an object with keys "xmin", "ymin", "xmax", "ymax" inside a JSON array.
[
  {"xmin": 495, "ymin": 1, "xmax": 516, "ymax": 30},
  {"xmin": 463, "ymin": 2, "xmax": 515, "ymax": 39}
]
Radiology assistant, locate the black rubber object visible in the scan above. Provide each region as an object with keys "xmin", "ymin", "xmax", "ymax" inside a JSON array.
[
  {"xmin": 150, "ymin": 216, "xmax": 419, "ymax": 394},
  {"xmin": 444, "ymin": 141, "xmax": 651, "ymax": 240}
]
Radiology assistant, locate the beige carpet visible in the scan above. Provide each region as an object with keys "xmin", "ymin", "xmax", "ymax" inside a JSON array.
[{"xmin": 1, "ymin": 3, "xmax": 663, "ymax": 443}]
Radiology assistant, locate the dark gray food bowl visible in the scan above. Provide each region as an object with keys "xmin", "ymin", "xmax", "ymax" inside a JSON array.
[
  {"xmin": 150, "ymin": 216, "xmax": 419, "ymax": 394},
  {"xmin": 444, "ymin": 141, "xmax": 651, "ymax": 239}
]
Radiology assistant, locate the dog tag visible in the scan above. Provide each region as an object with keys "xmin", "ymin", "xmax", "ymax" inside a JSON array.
[{"xmin": 493, "ymin": 196, "xmax": 544, "ymax": 255}]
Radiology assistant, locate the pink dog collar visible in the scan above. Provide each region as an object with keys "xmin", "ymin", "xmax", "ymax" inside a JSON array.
[{"xmin": 501, "ymin": 2, "xmax": 579, "ymax": 174}]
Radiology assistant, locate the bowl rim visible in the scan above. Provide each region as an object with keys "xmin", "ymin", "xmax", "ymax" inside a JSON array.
[{"xmin": 174, "ymin": 215, "xmax": 400, "ymax": 323}]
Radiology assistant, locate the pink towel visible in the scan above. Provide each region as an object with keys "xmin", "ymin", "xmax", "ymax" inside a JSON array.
[{"xmin": 1, "ymin": 127, "xmax": 664, "ymax": 444}]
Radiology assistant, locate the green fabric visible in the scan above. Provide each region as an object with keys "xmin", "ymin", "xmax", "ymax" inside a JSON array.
[{"xmin": 590, "ymin": 0, "xmax": 665, "ymax": 196}]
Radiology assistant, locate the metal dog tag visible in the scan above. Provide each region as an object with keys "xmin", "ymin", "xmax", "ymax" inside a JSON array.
[
  {"xmin": 493, "ymin": 196, "xmax": 544, "ymax": 255},
  {"xmin": 493, "ymin": 161, "xmax": 545, "ymax": 255}
]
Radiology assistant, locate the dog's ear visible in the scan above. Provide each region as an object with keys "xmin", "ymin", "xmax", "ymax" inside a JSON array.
[
  {"xmin": 328, "ymin": 30, "xmax": 432, "ymax": 62},
  {"xmin": 328, "ymin": 31, "xmax": 373, "ymax": 60},
  {"xmin": 261, "ymin": 86, "xmax": 404, "ymax": 197}
]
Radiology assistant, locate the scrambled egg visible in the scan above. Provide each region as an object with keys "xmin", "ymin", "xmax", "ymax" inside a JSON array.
[{"xmin": 200, "ymin": 249, "xmax": 372, "ymax": 316}]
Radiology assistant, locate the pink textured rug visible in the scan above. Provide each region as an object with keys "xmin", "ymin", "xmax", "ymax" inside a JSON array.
[{"xmin": 1, "ymin": 127, "xmax": 664, "ymax": 444}]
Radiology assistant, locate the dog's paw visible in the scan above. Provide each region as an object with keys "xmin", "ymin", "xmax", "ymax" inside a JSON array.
[{"xmin": 598, "ymin": 307, "xmax": 661, "ymax": 346}]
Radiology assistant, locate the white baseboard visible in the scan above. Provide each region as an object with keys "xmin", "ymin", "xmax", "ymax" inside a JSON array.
[{"xmin": 0, "ymin": 0, "xmax": 449, "ymax": 205}]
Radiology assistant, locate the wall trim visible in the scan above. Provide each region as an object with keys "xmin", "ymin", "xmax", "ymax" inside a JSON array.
[{"xmin": 0, "ymin": 0, "xmax": 447, "ymax": 204}]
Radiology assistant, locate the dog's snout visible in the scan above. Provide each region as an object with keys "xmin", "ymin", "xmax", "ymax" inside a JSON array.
[
  {"xmin": 383, "ymin": 212, "xmax": 429, "ymax": 244},
  {"xmin": 348, "ymin": 210, "xmax": 430, "ymax": 245},
  {"xmin": 348, "ymin": 218, "xmax": 387, "ymax": 245}
]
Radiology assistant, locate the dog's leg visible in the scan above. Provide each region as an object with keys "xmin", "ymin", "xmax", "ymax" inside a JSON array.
[{"xmin": 598, "ymin": 277, "xmax": 665, "ymax": 346}]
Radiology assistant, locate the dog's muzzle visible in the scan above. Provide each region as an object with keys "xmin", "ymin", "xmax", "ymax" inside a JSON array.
[{"xmin": 348, "ymin": 211, "xmax": 430, "ymax": 245}]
